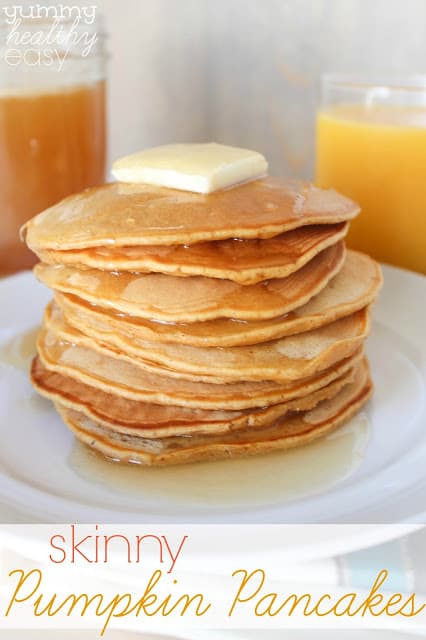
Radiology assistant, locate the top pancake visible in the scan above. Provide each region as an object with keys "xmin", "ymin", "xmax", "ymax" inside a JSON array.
[
  {"xmin": 31, "ymin": 222, "xmax": 348, "ymax": 285},
  {"xmin": 22, "ymin": 177, "xmax": 359, "ymax": 250}
]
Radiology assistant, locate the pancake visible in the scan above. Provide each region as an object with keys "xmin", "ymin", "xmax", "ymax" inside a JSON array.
[
  {"xmin": 31, "ymin": 355, "xmax": 359, "ymax": 438},
  {"xmin": 45, "ymin": 301, "xmax": 370, "ymax": 383},
  {"xmin": 56, "ymin": 250, "xmax": 382, "ymax": 347},
  {"xmin": 33, "ymin": 222, "xmax": 348, "ymax": 285},
  {"xmin": 34, "ymin": 242, "xmax": 345, "ymax": 323},
  {"xmin": 55, "ymin": 360, "xmax": 372, "ymax": 465},
  {"xmin": 36, "ymin": 325, "xmax": 363, "ymax": 409},
  {"xmin": 22, "ymin": 178, "xmax": 359, "ymax": 250}
]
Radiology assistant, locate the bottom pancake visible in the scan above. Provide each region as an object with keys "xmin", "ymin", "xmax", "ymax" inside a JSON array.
[{"xmin": 55, "ymin": 360, "xmax": 372, "ymax": 466}]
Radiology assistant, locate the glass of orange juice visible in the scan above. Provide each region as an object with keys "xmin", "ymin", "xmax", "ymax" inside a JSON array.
[
  {"xmin": 0, "ymin": 8, "xmax": 107, "ymax": 275},
  {"xmin": 316, "ymin": 74, "xmax": 426, "ymax": 274}
]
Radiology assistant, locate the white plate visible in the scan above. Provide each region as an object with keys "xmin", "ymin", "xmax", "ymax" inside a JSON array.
[{"xmin": 0, "ymin": 266, "xmax": 425, "ymax": 524}]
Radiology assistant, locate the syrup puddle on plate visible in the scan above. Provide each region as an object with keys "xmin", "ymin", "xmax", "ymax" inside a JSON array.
[
  {"xmin": 0, "ymin": 325, "xmax": 39, "ymax": 370},
  {"xmin": 69, "ymin": 415, "xmax": 370, "ymax": 509}
]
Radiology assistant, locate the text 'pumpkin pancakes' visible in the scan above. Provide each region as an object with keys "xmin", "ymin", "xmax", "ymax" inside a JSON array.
[{"xmin": 24, "ymin": 143, "xmax": 382, "ymax": 466}]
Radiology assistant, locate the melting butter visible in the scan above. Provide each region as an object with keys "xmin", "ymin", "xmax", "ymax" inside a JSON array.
[{"xmin": 111, "ymin": 143, "xmax": 268, "ymax": 194}]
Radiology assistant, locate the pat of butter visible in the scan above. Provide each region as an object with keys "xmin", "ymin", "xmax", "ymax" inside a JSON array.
[{"xmin": 111, "ymin": 143, "xmax": 268, "ymax": 193}]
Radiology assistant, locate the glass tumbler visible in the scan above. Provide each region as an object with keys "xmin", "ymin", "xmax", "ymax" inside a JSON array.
[{"xmin": 316, "ymin": 74, "xmax": 426, "ymax": 274}]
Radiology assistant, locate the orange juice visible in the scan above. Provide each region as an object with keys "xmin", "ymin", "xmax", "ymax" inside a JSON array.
[
  {"xmin": 316, "ymin": 105, "xmax": 426, "ymax": 274},
  {"xmin": 0, "ymin": 81, "xmax": 106, "ymax": 275}
]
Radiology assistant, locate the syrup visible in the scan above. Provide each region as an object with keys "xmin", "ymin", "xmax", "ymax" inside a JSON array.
[{"xmin": 69, "ymin": 416, "xmax": 369, "ymax": 510}]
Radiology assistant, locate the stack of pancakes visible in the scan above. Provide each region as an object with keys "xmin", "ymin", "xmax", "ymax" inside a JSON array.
[{"xmin": 23, "ymin": 178, "xmax": 382, "ymax": 465}]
